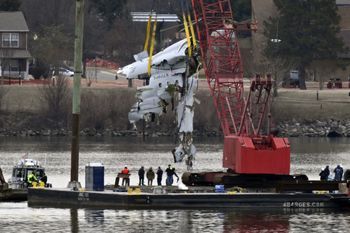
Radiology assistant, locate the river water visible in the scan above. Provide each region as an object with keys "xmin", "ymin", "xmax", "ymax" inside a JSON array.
[{"xmin": 1, "ymin": 137, "xmax": 350, "ymax": 232}]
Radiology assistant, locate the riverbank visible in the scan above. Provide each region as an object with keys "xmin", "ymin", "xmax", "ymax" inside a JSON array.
[
  {"xmin": 272, "ymin": 88, "xmax": 350, "ymax": 137},
  {"xmin": 278, "ymin": 119, "xmax": 350, "ymax": 137},
  {"xmin": 0, "ymin": 119, "xmax": 349, "ymax": 137},
  {"xmin": 1, "ymin": 82, "xmax": 350, "ymax": 137}
]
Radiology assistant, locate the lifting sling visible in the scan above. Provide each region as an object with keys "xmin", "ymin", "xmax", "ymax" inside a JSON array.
[
  {"xmin": 143, "ymin": 0, "xmax": 158, "ymax": 76},
  {"xmin": 185, "ymin": 0, "xmax": 197, "ymax": 50},
  {"xmin": 181, "ymin": 0, "xmax": 193, "ymax": 57},
  {"xmin": 147, "ymin": 16, "xmax": 157, "ymax": 76}
]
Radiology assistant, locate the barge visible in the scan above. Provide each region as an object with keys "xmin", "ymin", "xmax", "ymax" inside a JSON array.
[
  {"xmin": 28, "ymin": 185, "xmax": 350, "ymax": 210},
  {"xmin": 28, "ymin": 165, "xmax": 350, "ymax": 210}
]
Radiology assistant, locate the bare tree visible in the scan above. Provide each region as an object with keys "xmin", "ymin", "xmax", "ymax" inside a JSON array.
[
  {"xmin": 0, "ymin": 85, "xmax": 8, "ymax": 112},
  {"xmin": 309, "ymin": 60, "xmax": 338, "ymax": 90},
  {"xmin": 39, "ymin": 76, "xmax": 70, "ymax": 128},
  {"xmin": 267, "ymin": 57, "xmax": 293, "ymax": 97},
  {"xmin": 80, "ymin": 90, "xmax": 110, "ymax": 130}
]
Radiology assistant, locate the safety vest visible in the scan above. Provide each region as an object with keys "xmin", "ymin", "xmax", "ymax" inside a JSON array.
[
  {"xmin": 121, "ymin": 168, "xmax": 129, "ymax": 175},
  {"xmin": 27, "ymin": 173, "xmax": 37, "ymax": 183}
]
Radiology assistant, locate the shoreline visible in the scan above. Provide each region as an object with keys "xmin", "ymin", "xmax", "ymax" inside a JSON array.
[
  {"xmin": 0, "ymin": 128, "xmax": 223, "ymax": 138},
  {"xmin": 1, "ymin": 118, "xmax": 350, "ymax": 138}
]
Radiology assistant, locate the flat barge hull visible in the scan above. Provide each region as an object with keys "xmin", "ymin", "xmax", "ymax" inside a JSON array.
[{"xmin": 28, "ymin": 188, "xmax": 350, "ymax": 210}]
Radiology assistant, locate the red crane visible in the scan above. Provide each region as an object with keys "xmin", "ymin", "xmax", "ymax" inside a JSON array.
[{"xmin": 183, "ymin": 0, "xmax": 291, "ymax": 185}]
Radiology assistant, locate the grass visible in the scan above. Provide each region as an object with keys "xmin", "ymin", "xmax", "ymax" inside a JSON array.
[{"xmin": 272, "ymin": 89, "xmax": 350, "ymax": 121}]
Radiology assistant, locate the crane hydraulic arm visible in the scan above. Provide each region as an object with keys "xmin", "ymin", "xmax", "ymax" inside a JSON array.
[{"xmin": 191, "ymin": 0, "xmax": 290, "ymax": 175}]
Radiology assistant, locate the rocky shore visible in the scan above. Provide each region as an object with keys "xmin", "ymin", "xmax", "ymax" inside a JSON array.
[
  {"xmin": 1, "ymin": 119, "xmax": 350, "ymax": 138},
  {"xmin": 278, "ymin": 119, "xmax": 350, "ymax": 137},
  {"xmin": 0, "ymin": 128, "xmax": 222, "ymax": 138}
]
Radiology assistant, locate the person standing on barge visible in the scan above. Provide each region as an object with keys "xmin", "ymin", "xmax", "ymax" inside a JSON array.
[
  {"xmin": 121, "ymin": 166, "xmax": 130, "ymax": 186},
  {"xmin": 166, "ymin": 165, "xmax": 179, "ymax": 186},
  {"xmin": 334, "ymin": 165, "xmax": 344, "ymax": 181},
  {"xmin": 146, "ymin": 167, "xmax": 155, "ymax": 186},
  {"xmin": 319, "ymin": 165, "xmax": 330, "ymax": 181},
  {"xmin": 156, "ymin": 167, "xmax": 163, "ymax": 186},
  {"xmin": 138, "ymin": 166, "xmax": 145, "ymax": 186}
]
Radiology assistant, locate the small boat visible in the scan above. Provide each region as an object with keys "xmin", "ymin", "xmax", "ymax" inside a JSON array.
[
  {"xmin": 0, "ymin": 158, "xmax": 48, "ymax": 202},
  {"xmin": 8, "ymin": 158, "xmax": 50, "ymax": 189}
]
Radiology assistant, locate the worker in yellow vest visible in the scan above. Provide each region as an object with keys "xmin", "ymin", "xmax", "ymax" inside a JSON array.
[{"xmin": 27, "ymin": 171, "xmax": 38, "ymax": 187}]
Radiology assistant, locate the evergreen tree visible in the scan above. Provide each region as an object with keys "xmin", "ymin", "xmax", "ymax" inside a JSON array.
[
  {"xmin": 90, "ymin": 0, "xmax": 127, "ymax": 28},
  {"xmin": 206, "ymin": 0, "xmax": 251, "ymax": 21},
  {"xmin": 30, "ymin": 25, "xmax": 73, "ymax": 74},
  {"xmin": 0, "ymin": 0, "xmax": 21, "ymax": 11},
  {"xmin": 264, "ymin": 0, "xmax": 347, "ymax": 89},
  {"xmin": 231, "ymin": 0, "xmax": 251, "ymax": 21}
]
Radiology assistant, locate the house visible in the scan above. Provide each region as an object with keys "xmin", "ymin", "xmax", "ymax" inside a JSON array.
[{"xmin": 0, "ymin": 11, "xmax": 31, "ymax": 79}]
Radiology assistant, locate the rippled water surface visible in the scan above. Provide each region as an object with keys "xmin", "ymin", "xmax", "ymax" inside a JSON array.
[{"xmin": 1, "ymin": 137, "xmax": 350, "ymax": 232}]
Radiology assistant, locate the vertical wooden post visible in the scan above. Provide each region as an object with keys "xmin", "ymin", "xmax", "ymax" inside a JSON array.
[{"xmin": 70, "ymin": 0, "xmax": 85, "ymax": 183}]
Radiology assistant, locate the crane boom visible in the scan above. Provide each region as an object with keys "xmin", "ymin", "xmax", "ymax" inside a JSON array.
[
  {"xmin": 192, "ymin": 0, "xmax": 244, "ymax": 136},
  {"xmin": 191, "ymin": 0, "xmax": 291, "ymax": 175}
]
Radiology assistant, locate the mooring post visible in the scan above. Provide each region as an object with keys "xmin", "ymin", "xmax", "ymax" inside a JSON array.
[{"xmin": 69, "ymin": 0, "xmax": 85, "ymax": 188}]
